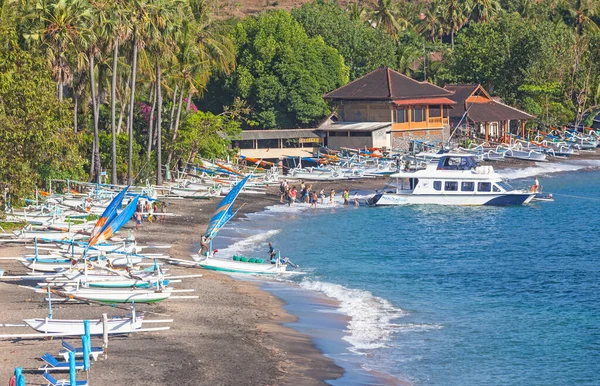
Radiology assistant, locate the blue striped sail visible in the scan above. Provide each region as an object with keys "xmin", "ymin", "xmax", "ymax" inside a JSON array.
[
  {"xmin": 205, "ymin": 175, "xmax": 250, "ymax": 240},
  {"xmin": 89, "ymin": 195, "xmax": 140, "ymax": 246},
  {"xmin": 89, "ymin": 186, "xmax": 129, "ymax": 243}
]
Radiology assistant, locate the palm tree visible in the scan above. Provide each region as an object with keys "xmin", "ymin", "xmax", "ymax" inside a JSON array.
[
  {"xmin": 471, "ymin": 0, "xmax": 501, "ymax": 23},
  {"xmin": 20, "ymin": 0, "xmax": 92, "ymax": 101},
  {"xmin": 441, "ymin": 0, "xmax": 472, "ymax": 50},
  {"xmin": 372, "ymin": 0, "xmax": 406, "ymax": 38},
  {"xmin": 561, "ymin": 0, "xmax": 600, "ymax": 35},
  {"xmin": 141, "ymin": 0, "xmax": 183, "ymax": 185},
  {"xmin": 347, "ymin": 1, "xmax": 366, "ymax": 23},
  {"xmin": 418, "ymin": 0, "xmax": 445, "ymax": 42},
  {"xmin": 165, "ymin": 0, "xmax": 235, "ymax": 170},
  {"xmin": 98, "ymin": 0, "xmax": 131, "ymax": 185}
]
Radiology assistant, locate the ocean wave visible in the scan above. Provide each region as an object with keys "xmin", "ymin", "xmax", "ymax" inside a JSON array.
[
  {"xmin": 499, "ymin": 159, "xmax": 600, "ymax": 180},
  {"xmin": 215, "ymin": 229, "xmax": 280, "ymax": 256},
  {"xmin": 299, "ymin": 279, "xmax": 405, "ymax": 352}
]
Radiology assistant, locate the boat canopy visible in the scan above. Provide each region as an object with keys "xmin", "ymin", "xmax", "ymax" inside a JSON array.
[
  {"xmin": 437, "ymin": 156, "xmax": 477, "ymax": 171},
  {"xmin": 205, "ymin": 175, "xmax": 250, "ymax": 240}
]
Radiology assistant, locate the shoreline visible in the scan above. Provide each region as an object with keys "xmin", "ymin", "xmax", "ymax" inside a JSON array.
[{"xmin": 1, "ymin": 153, "xmax": 599, "ymax": 385}]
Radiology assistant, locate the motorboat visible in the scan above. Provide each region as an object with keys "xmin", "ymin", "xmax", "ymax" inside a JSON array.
[{"xmin": 366, "ymin": 154, "xmax": 535, "ymax": 206}]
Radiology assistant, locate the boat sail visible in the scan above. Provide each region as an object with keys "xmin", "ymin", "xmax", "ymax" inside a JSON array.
[{"xmin": 192, "ymin": 176, "xmax": 298, "ymax": 274}]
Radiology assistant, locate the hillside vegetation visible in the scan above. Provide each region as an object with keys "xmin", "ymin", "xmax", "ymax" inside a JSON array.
[{"xmin": 0, "ymin": 0, "xmax": 599, "ymax": 206}]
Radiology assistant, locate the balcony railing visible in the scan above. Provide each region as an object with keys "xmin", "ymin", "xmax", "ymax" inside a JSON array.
[{"xmin": 392, "ymin": 117, "xmax": 448, "ymax": 131}]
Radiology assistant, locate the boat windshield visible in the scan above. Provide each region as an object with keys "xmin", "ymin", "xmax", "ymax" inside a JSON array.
[
  {"xmin": 496, "ymin": 181, "xmax": 514, "ymax": 192},
  {"xmin": 437, "ymin": 156, "xmax": 477, "ymax": 171}
]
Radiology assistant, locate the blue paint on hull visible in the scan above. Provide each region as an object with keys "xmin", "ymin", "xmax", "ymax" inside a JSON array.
[{"xmin": 483, "ymin": 194, "xmax": 531, "ymax": 206}]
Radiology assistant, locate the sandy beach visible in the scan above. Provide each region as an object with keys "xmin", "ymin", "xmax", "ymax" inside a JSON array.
[
  {"xmin": 1, "ymin": 151, "xmax": 599, "ymax": 385},
  {"xmin": 0, "ymin": 178, "xmax": 389, "ymax": 386}
]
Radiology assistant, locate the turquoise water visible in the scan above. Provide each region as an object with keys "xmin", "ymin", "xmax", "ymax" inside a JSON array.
[{"xmin": 215, "ymin": 161, "xmax": 600, "ymax": 385}]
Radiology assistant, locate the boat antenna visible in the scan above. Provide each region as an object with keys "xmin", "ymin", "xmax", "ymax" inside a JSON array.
[{"xmin": 445, "ymin": 101, "xmax": 475, "ymax": 149}]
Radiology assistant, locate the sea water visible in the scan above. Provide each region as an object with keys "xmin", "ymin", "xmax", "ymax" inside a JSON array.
[{"xmin": 214, "ymin": 160, "xmax": 600, "ymax": 385}]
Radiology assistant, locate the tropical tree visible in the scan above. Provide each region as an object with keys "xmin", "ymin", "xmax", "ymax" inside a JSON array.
[
  {"xmin": 372, "ymin": 0, "xmax": 409, "ymax": 38},
  {"xmin": 292, "ymin": 1, "xmax": 397, "ymax": 80},
  {"xmin": 559, "ymin": 0, "xmax": 600, "ymax": 35},
  {"xmin": 19, "ymin": 0, "xmax": 92, "ymax": 101},
  {"xmin": 441, "ymin": 0, "xmax": 472, "ymax": 50},
  {"xmin": 471, "ymin": 0, "xmax": 502, "ymax": 23}
]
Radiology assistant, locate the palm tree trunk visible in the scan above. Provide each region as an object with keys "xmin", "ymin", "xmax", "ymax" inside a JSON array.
[
  {"xmin": 169, "ymin": 84, "xmax": 178, "ymax": 133},
  {"xmin": 451, "ymin": 29, "xmax": 455, "ymax": 51},
  {"xmin": 147, "ymin": 84, "xmax": 156, "ymax": 160},
  {"xmin": 118, "ymin": 70, "xmax": 131, "ymax": 135},
  {"xmin": 186, "ymin": 91, "xmax": 192, "ymax": 110},
  {"xmin": 89, "ymin": 52, "xmax": 101, "ymax": 183},
  {"xmin": 73, "ymin": 91, "xmax": 78, "ymax": 133},
  {"xmin": 155, "ymin": 61, "xmax": 163, "ymax": 185},
  {"xmin": 166, "ymin": 85, "xmax": 184, "ymax": 170},
  {"xmin": 111, "ymin": 37, "xmax": 119, "ymax": 185},
  {"xmin": 128, "ymin": 35, "xmax": 138, "ymax": 185}
]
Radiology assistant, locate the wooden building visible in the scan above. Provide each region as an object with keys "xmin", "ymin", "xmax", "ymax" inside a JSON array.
[
  {"xmin": 323, "ymin": 66, "xmax": 456, "ymax": 150},
  {"xmin": 444, "ymin": 84, "xmax": 534, "ymax": 142},
  {"xmin": 235, "ymin": 129, "xmax": 323, "ymax": 159}
]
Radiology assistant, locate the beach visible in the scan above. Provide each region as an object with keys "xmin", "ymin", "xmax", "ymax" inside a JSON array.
[
  {"xmin": 0, "ymin": 178, "xmax": 387, "ymax": 386},
  {"xmin": 1, "ymin": 152, "xmax": 600, "ymax": 385}
]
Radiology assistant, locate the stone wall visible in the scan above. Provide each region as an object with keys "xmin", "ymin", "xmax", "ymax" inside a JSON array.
[{"xmin": 391, "ymin": 126, "xmax": 451, "ymax": 151}]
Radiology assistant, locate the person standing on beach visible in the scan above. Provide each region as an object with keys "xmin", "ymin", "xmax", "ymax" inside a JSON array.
[
  {"xmin": 160, "ymin": 202, "xmax": 167, "ymax": 222},
  {"xmin": 305, "ymin": 184, "xmax": 312, "ymax": 203},
  {"xmin": 268, "ymin": 242, "xmax": 277, "ymax": 263},
  {"xmin": 319, "ymin": 188, "xmax": 325, "ymax": 204},
  {"xmin": 135, "ymin": 210, "xmax": 142, "ymax": 230},
  {"xmin": 300, "ymin": 181, "xmax": 306, "ymax": 201},
  {"xmin": 200, "ymin": 235, "xmax": 209, "ymax": 256},
  {"xmin": 330, "ymin": 189, "xmax": 335, "ymax": 205},
  {"xmin": 311, "ymin": 190, "xmax": 318, "ymax": 209},
  {"xmin": 290, "ymin": 186, "xmax": 297, "ymax": 206},
  {"xmin": 343, "ymin": 189, "xmax": 350, "ymax": 205},
  {"xmin": 354, "ymin": 192, "xmax": 359, "ymax": 207},
  {"xmin": 145, "ymin": 201, "xmax": 152, "ymax": 222},
  {"xmin": 279, "ymin": 180, "xmax": 287, "ymax": 203}
]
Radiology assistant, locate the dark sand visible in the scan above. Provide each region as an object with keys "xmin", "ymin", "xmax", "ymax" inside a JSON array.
[{"xmin": 0, "ymin": 178, "xmax": 388, "ymax": 386}]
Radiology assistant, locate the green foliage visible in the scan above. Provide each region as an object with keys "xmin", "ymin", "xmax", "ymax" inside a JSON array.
[
  {"xmin": 208, "ymin": 10, "xmax": 349, "ymax": 129},
  {"xmin": 291, "ymin": 1, "xmax": 397, "ymax": 80},
  {"xmin": 97, "ymin": 132, "xmax": 143, "ymax": 184},
  {"xmin": 173, "ymin": 111, "xmax": 242, "ymax": 164},
  {"xmin": 0, "ymin": 28, "xmax": 85, "ymax": 206}
]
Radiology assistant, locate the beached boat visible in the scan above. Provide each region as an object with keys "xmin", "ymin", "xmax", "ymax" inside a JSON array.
[
  {"xmin": 24, "ymin": 316, "xmax": 143, "ymax": 334},
  {"xmin": 37, "ymin": 286, "xmax": 173, "ymax": 303},
  {"xmin": 191, "ymin": 176, "xmax": 299, "ymax": 274},
  {"xmin": 366, "ymin": 154, "xmax": 534, "ymax": 206}
]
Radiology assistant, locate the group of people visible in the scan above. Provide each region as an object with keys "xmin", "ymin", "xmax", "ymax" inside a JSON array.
[
  {"xmin": 279, "ymin": 180, "xmax": 360, "ymax": 207},
  {"xmin": 134, "ymin": 200, "xmax": 167, "ymax": 229}
]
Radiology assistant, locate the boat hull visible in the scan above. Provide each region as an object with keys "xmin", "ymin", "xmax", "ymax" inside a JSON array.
[
  {"xmin": 24, "ymin": 317, "xmax": 143, "ymax": 334},
  {"xmin": 367, "ymin": 192, "xmax": 534, "ymax": 206},
  {"xmin": 194, "ymin": 256, "xmax": 290, "ymax": 274}
]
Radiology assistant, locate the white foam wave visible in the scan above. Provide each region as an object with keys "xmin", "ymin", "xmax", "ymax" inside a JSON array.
[
  {"xmin": 216, "ymin": 229, "xmax": 280, "ymax": 256},
  {"xmin": 498, "ymin": 160, "xmax": 600, "ymax": 180},
  {"xmin": 299, "ymin": 279, "xmax": 405, "ymax": 351}
]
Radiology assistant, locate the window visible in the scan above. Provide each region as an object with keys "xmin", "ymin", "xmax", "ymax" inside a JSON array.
[
  {"xmin": 478, "ymin": 182, "xmax": 491, "ymax": 192},
  {"xmin": 496, "ymin": 181, "xmax": 514, "ymax": 192},
  {"xmin": 461, "ymin": 182, "xmax": 474, "ymax": 191},
  {"xmin": 257, "ymin": 139, "xmax": 278, "ymax": 149},
  {"xmin": 349, "ymin": 131, "xmax": 371, "ymax": 137},
  {"xmin": 433, "ymin": 181, "xmax": 442, "ymax": 191},
  {"xmin": 395, "ymin": 109, "xmax": 408, "ymax": 123},
  {"xmin": 493, "ymin": 185, "xmax": 501, "ymax": 192},
  {"xmin": 429, "ymin": 105, "xmax": 441, "ymax": 117},
  {"xmin": 237, "ymin": 140, "xmax": 254, "ymax": 149},
  {"xmin": 444, "ymin": 181, "xmax": 458, "ymax": 191},
  {"xmin": 412, "ymin": 107, "xmax": 426, "ymax": 122}
]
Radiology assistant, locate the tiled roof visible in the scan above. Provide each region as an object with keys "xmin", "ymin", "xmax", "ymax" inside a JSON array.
[
  {"xmin": 319, "ymin": 122, "xmax": 392, "ymax": 132},
  {"xmin": 444, "ymin": 84, "xmax": 533, "ymax": 121},
  {"xmin": 324, "ymin": 66, "xmax": 454, "ymax": 101},
  {"xmin": 241, "ymin": 129, "xmax": 321, "ymax": 140}
]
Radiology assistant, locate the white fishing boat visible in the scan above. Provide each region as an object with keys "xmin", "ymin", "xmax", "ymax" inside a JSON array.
[
  {"xmin": 191, "ymin": 176, "xmax": 300, "ymax": 274},
  {"xmin": 24, "ymin": 316, "xmax": 143, "ymax": 334},
  {"xmin": 366, "ymin": 154, "xmax": 534, "ymax": 206},
  {"xmin": 38, "ymin": 286, "xmax": 173, "ymax": 303}
]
